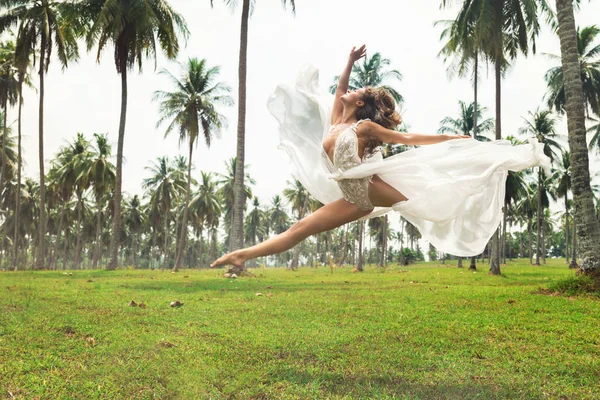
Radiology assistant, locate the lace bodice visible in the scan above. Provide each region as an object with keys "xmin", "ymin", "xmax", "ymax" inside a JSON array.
[
  {"xmin": 323, "ymin": 119, "xmax": 383, "ymax": 171},
  {"xmin": 320, "ymin": 119, "xmax": 382, "ymax": 210}
]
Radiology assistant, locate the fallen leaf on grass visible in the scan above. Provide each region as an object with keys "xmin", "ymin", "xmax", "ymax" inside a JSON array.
[
  {"xmin": 85, "ymin": 336, "xmax": 96, "ymax": 347},
  {"xmin": 128, "ymin": 300, "xmax": 138, "ymax": 307},
  {"xmin": 157, "ymin": 340, "xmax": 176, "ymax": 348}
]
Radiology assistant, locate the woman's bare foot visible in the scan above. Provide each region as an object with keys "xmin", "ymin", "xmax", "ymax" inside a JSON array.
[{"xmin": 210, "ymin": 250, "xmax": 246, "ymax": 268}]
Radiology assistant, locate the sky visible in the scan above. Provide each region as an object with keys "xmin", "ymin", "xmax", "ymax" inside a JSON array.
[{"xmin": 12, "ymin": 0, "xmax": 600, "ymax": 250}]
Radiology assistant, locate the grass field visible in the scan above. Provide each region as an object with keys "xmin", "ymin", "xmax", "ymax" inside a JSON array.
[{"xmin": 1, "ymin": 259, "xmax": 599, "ymax": 399}]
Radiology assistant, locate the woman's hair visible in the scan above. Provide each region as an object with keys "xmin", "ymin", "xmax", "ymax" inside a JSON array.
[
  {"xmin": 357, "ymin": 87, "xmax": 402, "ymax": 129},
  {"xmin": 357, "ymin": 87, "xmax": 402, "ymax": 155}
]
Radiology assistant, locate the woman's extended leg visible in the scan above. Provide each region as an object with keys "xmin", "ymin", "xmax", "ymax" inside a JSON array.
[{"xmin": 210, "ymin": 198, "xmax": 372, "ymax": 268}]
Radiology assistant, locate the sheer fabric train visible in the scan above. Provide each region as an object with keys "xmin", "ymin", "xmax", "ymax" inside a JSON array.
[{"xmin": 267, "ymin": 65, "xmax": 551, "ymax": 257}]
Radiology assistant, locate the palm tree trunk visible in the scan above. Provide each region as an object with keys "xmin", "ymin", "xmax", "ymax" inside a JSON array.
[
  {"xmin": 198, "ymin": 227, "xmax": 203, "ymax": 268},
  {"xmin": 93, "ymin": 198, "xmax": 102, "ymax": 268},
  {"xmin": 52, "ymin": 203, "xmax": 65, "ymax": 269},
  {"xmin": 556, "ymin": 0, "xmax": 600, "ymax": 278},
  {"xmin": 528, "ymin": 218, "xmax": 533, "ymax": 264},
  {"xmin": 489, "ymin": 51, "xmax": 503, "ymax": 275},
  {"xmin": 74, "ymin": 195, "xmax": 83, "ymax": 269},
  {"xmin": 502, "ymin": 204, "xmax": 508, "ymax": 264},
  {"xmin": 11, "ymin": 81, "xmax": 23, "ymax": 271},
  {"xmin": 135, "ymin": 230, "xmax": 140, "ymax": 268},
  {"xmin": 36, "ymin": 33, "xmax": 48, "ymax": 269},
  {"xmin": 174, "ymin": 143, "xmax": 194, "ymax": 271},
  {"xmin": 519, "ymin": 223, "xmax": 524, "ymax": 259},
  {"xmin": 457, "ymin": 257, "xmax": 463, "ymax": 268},
  {"xmin": 108, "ymin": 55, "xmax": 128, "ymax": 270},
  {"xmin": 473, "ymin": 53, "xmax": 478, "ymax": 138},
  {"xmin": 536, "ymin": 169, "xmax": 542, "ymax": 265},
  {"xmin": 0, "ymin": 98, "xmax": 7, "ymax": 220},
  {"xmin": 570, "ymin": 223, "xmax": 578, "ymax": 268},
  {"xmin": 565, "ymin": 193, "xmax": 569, "ymax": 263},
  {"xmin": 357, "ymin": 221, "xmax": 364, "ymax": 271},
  {"xmin": 230, "ymin": 0, "xmax": 251, "ymax": 253},
  {"xmin": 164, "ymin": 216, "xmax": 169, "ymax": 268},
  {"xmin": 542, "ymin": 219, "xmax": 546, "ymax": 265},
  {"xmin": 469, "ymin": 256, "xmax": 476, "ymax": 270}
]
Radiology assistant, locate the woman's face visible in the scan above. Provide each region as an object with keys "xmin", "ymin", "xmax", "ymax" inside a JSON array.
[{"xmin": 341, "ymin": 88, "xmax": 366, "ymax": 107}]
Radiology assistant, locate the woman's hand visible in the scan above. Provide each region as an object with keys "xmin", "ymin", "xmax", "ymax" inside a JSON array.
[{"xmin": 349, "ymin": 45, "xmax": 367, "ymax": 63}]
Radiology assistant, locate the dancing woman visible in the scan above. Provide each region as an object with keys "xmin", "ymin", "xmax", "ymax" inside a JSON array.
[{"xmin": 211, "ymin": 45, "xmax": 550, "ymax": 269}]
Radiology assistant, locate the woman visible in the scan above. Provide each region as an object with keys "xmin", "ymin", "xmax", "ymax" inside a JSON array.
[{"xmin": 210, "ymin": 45, "xmax": 550, "ymax": 268}]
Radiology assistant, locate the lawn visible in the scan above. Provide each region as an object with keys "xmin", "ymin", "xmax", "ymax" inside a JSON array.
[{"xmin": 1, "ymin": 259, "xmax": 599, "ymax": 399}]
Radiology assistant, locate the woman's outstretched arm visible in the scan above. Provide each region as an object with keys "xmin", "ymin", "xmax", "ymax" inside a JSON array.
[
  {"xmin": 360, "ymin": 121, "xmax": 471, "ymax": 146},
  {"xmin": 331, "ymin": 45, "xmax": 367, "ymax": 124}
]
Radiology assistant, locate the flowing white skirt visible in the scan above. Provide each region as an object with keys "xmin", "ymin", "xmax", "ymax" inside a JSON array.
[{"xmin": 267, "ymin": 65, "xmax": 551, "ymax": 257}]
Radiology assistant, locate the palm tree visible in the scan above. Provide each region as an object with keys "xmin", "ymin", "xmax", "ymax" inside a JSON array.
[
  {"xmin": 544, "ymin": 25, "xmax": 600, "ymax": 117},
  {"xmin": 209, "ymin": 0, "xmax": 296, "ymax": 253},
  {"xmin": 436, "ymin": 14, "xmax": 483, "ymax": 138},
  {"xmin": 8, "ymin": 36, "xmax": 32, "ymax": 270},
  {"xmin": 123, "ymin": 195, "xmax": 142, "ymax": 266},
  {"xmin": 442, "ymin": 0, "xmax": 551, "ymax": 275},
  {"xmin": 143, "ymin": 156, "xmax": 186, "ymax": 268},
  {"xmin": 519, "ymin": 109, "xmax": 562, "ymax": 265},
  {"xmin": 504, "ymin": 170, "xmax": 527, "ymax": 263},
  {"xmin": 216, "ymin": 157, "xmax": 254, "ymax": 245},
  {"xmin": 0, "ymin": 40, "xmax": 18, "ymax": 207},
  {"xmin": 554, "ymin": 150, "xmax": 573, "ymax": 265},
  {"xmin": 283, "ymin": 179, "xmax": 310, "ymax": 269},
  {"xmin": 554, "ymin": 0, "xmax": 600, "ymax": 278},
  {"xmin": 54, "ymin": 133, "xmax": 92, "ymax": 269},
  {"xmin": 189, "ymin": 171, "xmax": 221, "ymax": 268},
  {"xmin": 0, "ymin": 0, "xmax": 80, "ymax": 268},
  {"xmin": 83, "ymin": 0, "xmax": 188, "ymax": 270},
  {"xmin": 329, "ymin": 52, "xmax": 403, "ymax": 103},
  {"xmin": 153, "ymin": 58, "xmax": 232, "ymax": 271},
  {"xmin": 83, "ymin": 133, "xmax": 115, "ymax": 268},
  {"xmin": 438, "ymin": 100, "xmax": 494, "ymax": 141}
]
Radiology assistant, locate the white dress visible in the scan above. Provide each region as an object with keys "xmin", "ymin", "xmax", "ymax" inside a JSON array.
[{"xmin": 267, "ymin": 65, "xmax": 551, "ymax": 257}]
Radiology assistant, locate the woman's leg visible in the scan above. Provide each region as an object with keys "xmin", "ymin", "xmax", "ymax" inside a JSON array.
[
  {"xmin": 210, "ymin": 198, "xmax": 372, "ymax": 267},
  {"xmin": 368, "ymin": 175, "xmax": 409, "ymax": 207}
]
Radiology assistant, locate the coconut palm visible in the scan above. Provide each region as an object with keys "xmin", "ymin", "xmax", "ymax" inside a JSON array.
[
  {"xmin": 53, "ymin": 133, "xmax": 92, "ymax": 269},
  {"xmin": 217, "ymin": 157, "xmax": 254, "ymax": 245},
  {"xmin": 436, "ymin": 14, "xmax": 483, "ymax": 138},
  {"xmin": 189, "ymin": 171, "xmax": 221, "ymax": 267},
  {"xmin": 438, "ymin": 100, "xmax": 494, "ymax": 141},
  {"xmin": 153, "ymin": 58, "xmax": 232, "ymax": 271},
  {"xmin": 442, "ymin": 0, "xmax": 551, "ymax": 275},
  {"xmin": 83, "ymin": 133, "xmax": 115, "ymax": 268},
  {"xmin": 544, "ymin": 25, "xmax": 600, "ymax": 117},
  {"xmin": 0, "ymin": 0, "xmax": 81, "ymax": 268},
  {"xmin": 554, "ymin": 0, "xmax": 600, "ymax": 277},
  {"xmin": 329, "ymin": 52, "xmax": 403, "ymax": 104},
  {"xmin": 143, "ymin": 156, "xmax": 186, "ymax": 268},
  {"xmin": 283, "ymin": 179, "xmax": 310, "ymax": 269},
  {"xmin": 209, "ymin": 0, "xmax": 296, "ymax": 253},
  {"xmin": 8, "ymin": 40, "xmax": 32, "ymax": 270},
  {"xmin": 83, "ymin": 0, "xmax": 188, "ymax": 269},
  {"xmin": 0, "ymin": 40, "xmax": 18, "ymax": 205},
  {"xmin": 124, "ymin": 194, "xmax": 143, "ymax": 267},
  {"xmin": 554, "ymin": 151, "xmax": 573, "ymax": 265},
  {"xmin": 519, "ymin": 109, "xmax": 562, "ymax": 265}
]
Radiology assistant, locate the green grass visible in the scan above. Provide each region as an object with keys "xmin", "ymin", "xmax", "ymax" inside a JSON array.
[{"xmin": 1, "ymin": 259, "xmax": 599, "ymax": 399}]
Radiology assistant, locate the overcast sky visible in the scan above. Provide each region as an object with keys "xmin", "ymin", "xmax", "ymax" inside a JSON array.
[{"xmin": 15, "ymin": 0, "xmax": 600, "ymax": 222}]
